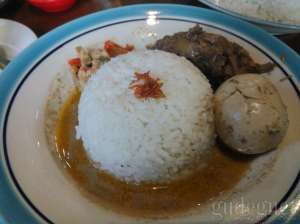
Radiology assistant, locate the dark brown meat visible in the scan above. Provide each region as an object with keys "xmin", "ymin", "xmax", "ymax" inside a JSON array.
[{"xmin": 150, "ymin": 25, "xmax": 274, "ymax": 89}]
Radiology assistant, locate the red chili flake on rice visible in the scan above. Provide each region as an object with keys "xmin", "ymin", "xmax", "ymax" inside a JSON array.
[{"xmin": 129, "ymin": 71, "xmax": 165, "ymax": 100}]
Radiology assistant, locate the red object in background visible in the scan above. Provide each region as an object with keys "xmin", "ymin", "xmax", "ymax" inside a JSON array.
[{"xmin": 27, "ymin": 0, "xmax": 76, "ymax": 12}]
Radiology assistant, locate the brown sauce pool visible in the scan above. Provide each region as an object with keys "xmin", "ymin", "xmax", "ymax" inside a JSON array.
[{"xmin": 54, "ymin": 89, "xmax": 252, "ymax": 218}]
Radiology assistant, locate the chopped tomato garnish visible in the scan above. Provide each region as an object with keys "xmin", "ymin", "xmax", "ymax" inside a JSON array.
[
  {"xmin": 129, "ymin": 71, "xmax": 165, "ymax": 100},
  {"xmin": 104, "ymin": 40, "xmax": 134, "ymax": 57},
  {"xmin": 68, "ymin": 57, "xmax": 81, "ymax": 67}
]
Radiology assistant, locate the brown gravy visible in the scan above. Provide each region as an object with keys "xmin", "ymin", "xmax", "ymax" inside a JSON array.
[{"xmin": 54, "ymin": 89, "xmax": 252, "ymax": 218}]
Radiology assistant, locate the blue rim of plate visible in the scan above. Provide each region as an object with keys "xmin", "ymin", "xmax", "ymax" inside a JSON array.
[
  {"xmin": 198, "ymin": 0, "xmax": 300, "ymax": 30},
  {"xmin": 0, "ymin": 4, "xmax": 299, "ymax": 224}
]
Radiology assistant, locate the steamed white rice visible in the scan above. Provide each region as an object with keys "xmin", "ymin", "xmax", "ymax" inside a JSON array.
[{"xmin": 76, "ymin": 50, "xmax": 214, "ymax": 183}]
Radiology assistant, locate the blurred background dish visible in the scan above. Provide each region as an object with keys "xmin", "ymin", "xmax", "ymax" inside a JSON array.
[
  {"xmin": 0, "ymin": 18, "xmax": 36, "ymax": 71},
  {"xmin": 198, "ymin": 0, "xmax": 300, "ymax": 35}
]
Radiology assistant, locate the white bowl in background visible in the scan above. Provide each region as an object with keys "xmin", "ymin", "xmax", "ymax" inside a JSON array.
[{"xmin": 0, "ymin": 19, "xmax": 37, "ymax": 61}]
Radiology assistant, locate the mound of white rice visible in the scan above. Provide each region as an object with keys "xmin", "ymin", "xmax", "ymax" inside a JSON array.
[{"xmin": 76, "ymin": 50, "xmax": 214, "ymax": 183}]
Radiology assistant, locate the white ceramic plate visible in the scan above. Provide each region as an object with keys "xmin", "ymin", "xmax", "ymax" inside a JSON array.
[{"xmin": 0, "ymin": 4, "xmax": 299, "ymax": 224}]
